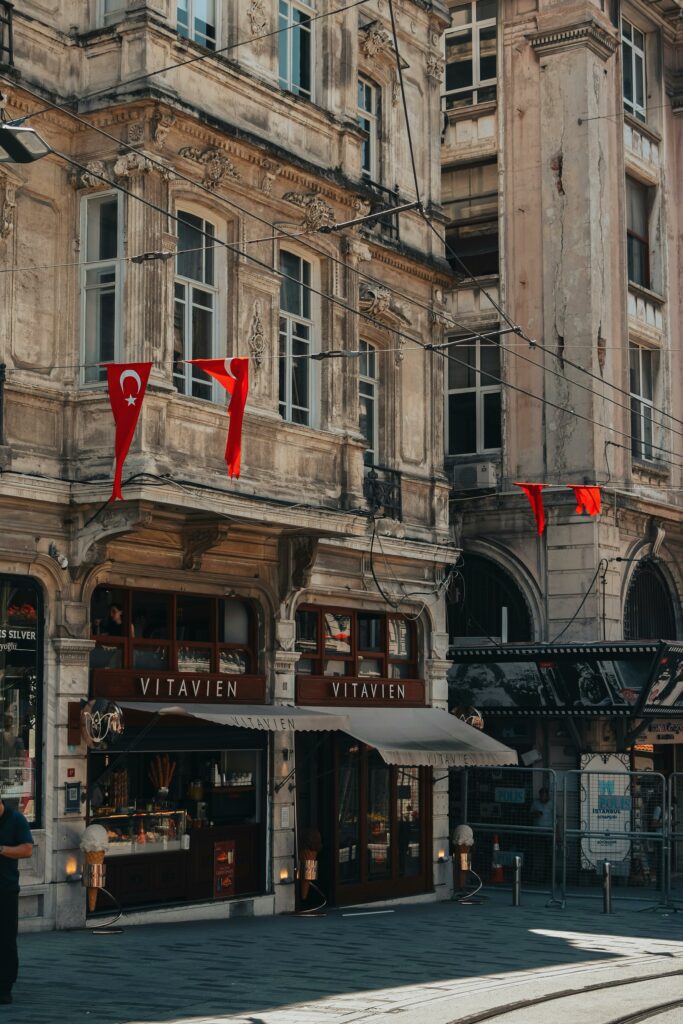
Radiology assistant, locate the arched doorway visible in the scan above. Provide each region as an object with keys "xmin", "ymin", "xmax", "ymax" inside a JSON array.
[
  {"xmin": 448, "ymin": 555, "xmax": 533, "ymax": 643},
  {"xmin": 624, "ymin": 559, "xmax": 678, "ymax": 640}
]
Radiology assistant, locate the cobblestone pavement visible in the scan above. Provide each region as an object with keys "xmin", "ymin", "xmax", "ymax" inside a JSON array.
[{"xmin": 7, "ymin": 892, "xmax": 683, "ymax": 1024}]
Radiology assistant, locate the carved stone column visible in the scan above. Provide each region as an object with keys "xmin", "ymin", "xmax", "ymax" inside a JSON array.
[
  {"xmin": 51, "ymin": 637, "xmax": 95, "ymax": 930},
  {"xmin": 272, "ymin": 623, "xmax": 300, "ymax": 912}
]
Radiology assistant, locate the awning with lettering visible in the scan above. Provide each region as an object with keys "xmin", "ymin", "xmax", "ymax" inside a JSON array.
[
  {"xmin": 118, "ymin": 703, "xmax": 350, "ymax": 733},
  {"xmin": 308, "ymin": 706, "xmax": 518, "ymax": 767}
]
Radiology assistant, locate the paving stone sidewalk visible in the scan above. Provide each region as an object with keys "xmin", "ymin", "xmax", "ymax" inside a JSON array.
[{"xmin": 7, "ymin": 892, "xmax": 683, "ymax": 1024}]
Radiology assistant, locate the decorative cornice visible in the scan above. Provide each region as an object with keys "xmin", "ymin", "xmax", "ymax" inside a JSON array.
[
  {"xmin": 178, "ymin": 145, "xmax": 241, "ymax": 188},
  {"xmin": 528, "ymin": 19, "xmax": 618, "ymax": 62},
  {"xmin": 52, "ymin": 637, "xmax": 96, "ymax": 666}
]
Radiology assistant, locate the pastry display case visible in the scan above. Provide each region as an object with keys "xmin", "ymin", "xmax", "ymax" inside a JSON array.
[{"xmin": 92, "ymin": 808, "xmax": 188, "ymax": 856}]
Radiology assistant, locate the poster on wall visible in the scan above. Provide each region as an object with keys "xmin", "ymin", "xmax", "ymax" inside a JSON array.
[
  {"xmin": 579, "ymin": 753, "xmax": 631, "ymax": 876},
  {"xmin": 213, "ymin": 840, "xmax": 236, "ymax": 900},
  {"xmin": 637, "ymin": 644, "xmax": 683, "ymax": 716}
]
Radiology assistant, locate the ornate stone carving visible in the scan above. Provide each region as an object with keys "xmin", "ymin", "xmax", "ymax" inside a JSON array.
[
  {"xmin": 181, "ymin": 524, "xmax": 228, "ymax": 570},
  {"xmin": 179, "ymin": 146, "xmax": 241, "ymax": 188},
  {"xmin": 71, "ymin": 160, "xmax": 109, "ymax": 190},
  {"xmin": 247, "ymin": 0, "xmax": 268, "ymax": 38},
  {"xmin": 528, "ymin": 19, "xmax": 618, "ymax": 62},
  {"xmin": 425, "ymin": 52, "xmax": 445, "ymax": 84},
  {"xmin": 259, "ymin": 159, "xmax": 281, "ymax": 196},
  {"xmin": 360, "ymin": 22, "xmax": 394, "ymax": 60},
  {"xmin": 278, "ymin": 534, "xmax": 319, "ymax": 610},
  {"xmin": 68, "ymin": 505, "xmax": 153, "ymax": 578},
  {"xmin": 343, "ymin": 236, "xmax": 372, "ymax": 263},
  {"xmin": 127, "ymin": 121, "xmax": 145, "ymax": 146},
  {"xmin": 0, "ymin": 177, "xmax": 16, "ymax": 240},
  {"xmin": 282, "ymin": 191, "xmax": 335, "ymax": 231},
  {"xmin": 359, "ymin": 282, "xmax": 411, "ymax": 328},
  {"xmin": 151, "ymin": 108, "xmax": 176, "ymax": 146},
  {"xmin": 248, "ymin": 300, "xmax": 266, "ymax": 369},
  {"xmin": 52, "ymin": 637, "xmax": 96, "ymax": 666},
  {"xmin": 113, "ymin": 151, "xmax": 152, "ymax": 179},
  {"xmin": 391, "ymin": 72, "xmax": 401, "ymax": 107}
]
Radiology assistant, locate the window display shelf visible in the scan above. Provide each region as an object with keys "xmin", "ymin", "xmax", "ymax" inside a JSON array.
[{"xmin": 92, "ymin": 808, "xmax": 188, "ymax": 856}]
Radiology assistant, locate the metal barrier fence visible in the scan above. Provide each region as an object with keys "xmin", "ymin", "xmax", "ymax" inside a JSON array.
[
  {"xmin": 450, "ymin": 766, "xmax": 558, "ymax": 900},
  {"xmin": 561, "ymin": 769, "xmax": 667, "ymax": 906},
  {"xmin": 667, "ymin": 772, "xmax": 683, "ymax": 908}
]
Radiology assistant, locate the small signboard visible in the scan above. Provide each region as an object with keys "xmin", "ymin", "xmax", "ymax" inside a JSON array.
[
  {"xmin": 213, "ymin": 840, "xmax": 236, "ymax": 900},
  {"xmin": 494, "ymin": 787, "xmax": 526, "ymax": 804}
]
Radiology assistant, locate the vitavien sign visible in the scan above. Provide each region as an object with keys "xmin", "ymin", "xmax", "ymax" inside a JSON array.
[{"xmin": 91, "ymin": 670, "xmax": 266, "ymax": 704}]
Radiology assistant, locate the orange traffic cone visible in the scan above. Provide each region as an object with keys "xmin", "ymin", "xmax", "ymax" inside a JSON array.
[{"xmin": 490, "ymin": 834, "xmax": 504, "ymax": 884}]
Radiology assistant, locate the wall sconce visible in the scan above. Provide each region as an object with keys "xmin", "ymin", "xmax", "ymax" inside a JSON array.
[
  {"xmin": 436, "ymin": 849, "xmax": 448, "ymax": 863},
  {"xmin": 278, "ymin": 866, "xmax": 294, "ymax": 885},
  {"xmin": 65, "ymin": 855, "xmax": 82, "ymax": 883}
]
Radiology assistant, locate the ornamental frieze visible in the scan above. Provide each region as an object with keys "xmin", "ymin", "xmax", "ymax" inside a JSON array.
[
  {"xmin": 179, "ymin": 145, "xmax": 241, "ymax": 188},
  {"xmin": 282, "ymin": 191, "xmax": 335, "ymax": 231}
]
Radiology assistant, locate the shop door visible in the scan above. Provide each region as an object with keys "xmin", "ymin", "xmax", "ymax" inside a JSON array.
[{"xmin": 334, "ymin": 736, "xmax": 431, "ymax": 905}]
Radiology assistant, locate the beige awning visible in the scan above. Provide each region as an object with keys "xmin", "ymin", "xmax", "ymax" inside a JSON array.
[{"xmin": 118, "ymin": 701, "xmax": 515, "ymax": 766}]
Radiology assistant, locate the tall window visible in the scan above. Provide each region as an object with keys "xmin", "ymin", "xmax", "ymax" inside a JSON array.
[
  {"xmin": 278, "ymin": 0, "xmax": 313, "ymax": 99},
  {"xmin": 177, "ymin": 1, "xmax": 216, "ymax": 49},
  {"xmin": 626, "ymin": 177, "xmax": 650, "ymax": 288},
  {"xmin": 443, "ymin": 0, "xmax": 497, "ymax": 110},
  {"xmin": 622, "ymin": 18, "xmax": 645, "ymax": 122},
  {"xmin": 357, "ymin": 77, "xmax": 379, "ymax": 182},
  {"xmin": 173, "ymin": 211, "xmax": 217, "ymax": 400},
  {"xmin": 359, "ymin": 341, "xmax": 378, "ymax": 467},
  {"xmin": 279, "ymin": 251, "xmax": 313, "ymax": 424},
  {"xmin": 624, "ymin": 561, "xmax": 676, "ymax": 640},
  {"xmin": 446, "ymin": 336, "xmax": 501, "ymax": 456},
  {"xmin": 630, "ymin": 344, "xmax": 657, "ymax": 461},
  {"xmin": 101, "ymin": 0, "xmax": 128, "ymax": 25},
  {"xmin": 82, "ymin": 193, "xmax": 121, "ymax": 385},
  {"xmin": 442, "ymin": 161, "xmax": 498, "ymax": 277}
]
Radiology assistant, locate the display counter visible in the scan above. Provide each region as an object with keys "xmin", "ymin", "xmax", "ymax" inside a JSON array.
[{"xmin": 92, "ymin": 809, "xmax": 188, "ymax": 856}]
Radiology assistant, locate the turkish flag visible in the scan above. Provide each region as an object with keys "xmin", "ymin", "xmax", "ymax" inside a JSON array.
[
  {"xmin": 106, "ymin": 362, "xmax": 152, "ymax": 501},
  {"xmin": 515, "ymin": 482, "xmax": 547, "ymax": 535},
  {"xmin": 569, "ymin": 485, "xmax": 601, "ymax": 517},
  {"xmin": 187, "ymin": 357, "xmax": 249, "ymax": 477}
]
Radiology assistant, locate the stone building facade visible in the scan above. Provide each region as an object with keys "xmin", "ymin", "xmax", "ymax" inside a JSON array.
[{"xmin": 0, "ymin": 0, "xmax": 462, "ymax": 930}]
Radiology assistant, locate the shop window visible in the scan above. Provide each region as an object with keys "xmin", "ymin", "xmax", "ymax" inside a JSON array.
[
  {"xmin": 90, "ymin": 587, "xmax": 255, "ymax": 674},
  {"xmin": 279, "ymin": 250, "xmax": 314, "ymax": 425},
  {"xmin": 0, "ymin": 576, "xmax": 41, "ymax": 826},
  {"xmin": 446, "ymin": 335, "xmax": 501, "ymax": 455},
  {"xmin": 629, "ymin": 344, "xmax": 657, "ymax": 462},
  {"xmin": 357, "ymin": 77, "xmax": 380, "ymax": 182},
  {"xmin": 295, "ymin": 607, "xmax": 417, "ymax": 679},
  {"xmin": 443, "ymin": 0, "xmax": 497, "ymax": 111},
  {"xmin": 626, "ymin": 177, "xmax": 650, "ymax": 289},
  {"xmin": 278, "ymin": 0, "xmax": 313, "ymax": 99},
  {"xmin": 173, "ymin": 210, "xmax": 218, "ymax": 400},
  {"xmin": 177, "ymin": 0, "xmax": 216, "ymax": 49},
  {"xmin": 81, "ymin": 192, "xmax": 122, "ymax": 385},
  {"xmin": 442, "ymin": 161, "xmax": 498, "ymax": 278},
  {"xmin": 622, "ymin": 18, "xmax": 646, "ymax": 122},
  {"xmin": 359, "ymin": 340, "xmax": 379, "ymax": 468}
]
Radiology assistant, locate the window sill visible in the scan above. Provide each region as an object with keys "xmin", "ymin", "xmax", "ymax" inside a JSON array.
[
  {"xmin": 627, "ymin": 281, "xmax": 665, "ymax": 307},
  {"xmin": 632, "ymin": 458, "xmax": 670, "ymax": 480},
  {"xmin": 624, "ymin": 111, "xmax": 661, "ymax": 145},
  {"xmin": 444, "ymin": 99, "xmax": 497, "ymax": 126}
]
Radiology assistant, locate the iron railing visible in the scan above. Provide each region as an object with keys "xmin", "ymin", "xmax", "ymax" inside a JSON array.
[
  {"xmin": 363, "ymin": 464, "xmax": 402, "ymax": 521},
  {"xmin": 0, "ymin": 2, "xmax": 13, "ymax": 67}
]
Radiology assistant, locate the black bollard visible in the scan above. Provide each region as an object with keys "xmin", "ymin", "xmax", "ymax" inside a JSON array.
[
  {"xmin": 602, "ymin": 860, "xmax": 612, "ymax": 914},
  {"xmin": 512, "ymin": 855, "xmax": 521, "ymax": 906}
]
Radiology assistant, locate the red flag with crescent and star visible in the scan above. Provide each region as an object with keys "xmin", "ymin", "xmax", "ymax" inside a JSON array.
[
  {"xmin": 515, "ymin": 482, "xmax": 547, "ymax": 535},
  {"xmin": 569, "ymin": 485, "xmax": 601, "ymax": 517},
  {"xmin": 187, "ymin": 357, "xmax": 249, "ymax": 478},
  {"xmin": 106, "ymin": 362, "xmax": 152, "ymax": 501}
]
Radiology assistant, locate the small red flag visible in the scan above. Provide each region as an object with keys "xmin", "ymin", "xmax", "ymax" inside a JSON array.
[
  {"xmin": 187, "ymin": 357, "xmax": 249, "ymax": 477},
  {"xmin": 569, "ymin": 485, "xmax": 601, "ymax": 516},
  {"xmin": 515, "ymin": 482, "xmax": 547, "ymax": 535},
  {"xmin": 106, "ymin": 362, "xmax": 152, "ymax": 501}
]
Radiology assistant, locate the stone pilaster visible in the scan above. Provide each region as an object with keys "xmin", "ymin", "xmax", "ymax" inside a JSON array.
[{"xmin": 272, "ymin": 620, "xmax": 300, "ymax": 912}]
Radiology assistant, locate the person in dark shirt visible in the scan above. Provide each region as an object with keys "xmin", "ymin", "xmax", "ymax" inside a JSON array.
[
  {"xmin": 0, "ymin": 796, "xmax": 34, "ymax": 1004},
  {"xmin": 103, "ymin": 603, "xmax": 124, "ymax": 637}
]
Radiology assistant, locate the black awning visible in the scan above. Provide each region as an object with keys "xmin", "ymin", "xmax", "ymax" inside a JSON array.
[
  {"xmin": 636, "ymin": 642, "xmax": 683, "ymax": 717},
  {"xmin": 447, "ymin": 642, "xmax": 660, "ymax": 717}
]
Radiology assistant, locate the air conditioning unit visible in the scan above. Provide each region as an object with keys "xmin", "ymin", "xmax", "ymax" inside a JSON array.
[{"xmin": 450, "ymin": 461, "xmax": 498, "ymax": 492}]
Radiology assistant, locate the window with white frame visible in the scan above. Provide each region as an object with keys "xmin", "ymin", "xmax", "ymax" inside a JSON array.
[
  {"xmin": 622, "ymin": 18, "xmax": 646, "ymax": 122},
  {"xmin": 359, "ymin": 341, "xmax": 378, "ymax": 467},
  {"xmin": 173, "ymin": 211, "xmax": 218, "ymax": 401},
  {"xmin": 279, "ymin": 251, "xmax": 313, "ymax": 425},
  {"xmin": 358, "ymin": 77, "xmax": 380, "ymax": 182},
  {"xmin": 101, "ymin": 0, "xmax": 128, "ymax": 26},
  {"xmin": 82, "ymin": 193, "xmax": 122, "ymax": 385},
  {"xmin": 177, "ymin": 0, "xmax": 216, "ymax": 50},
  {"xmin": 630, "ymin": 344, "xmax": 658, "ymax": 462},
  {"xmin": 626, "ymin": 176, "xmax": 650, "ymax": 289},
  {"xmin": 446, "ymin": 335, "xmax": 501, "ymax": 456},
  {"xmin": 278, "ymin": 0, "xmax": 313, "ymax": 99},
  {"xmin": 443, "ymin": 0, "xmax": 497, "ymax": 110}
]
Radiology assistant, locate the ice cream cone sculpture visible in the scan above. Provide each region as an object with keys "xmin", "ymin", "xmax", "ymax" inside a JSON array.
[
  {"xmin": 299, "ymin": 826, "xmax": 322, "ymax": 900},
  {"xmin": 80, "ymin": 823, "xmax": 110, "ymax": 913},
  {"xmin": 84, "ymin": 850, "xmax": 106, "ymax": 911}
]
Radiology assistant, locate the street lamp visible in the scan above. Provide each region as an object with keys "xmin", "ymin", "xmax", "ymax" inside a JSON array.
[{"xmin": 0, "ymin": 122, "xmax": 51, "ymax": 163}]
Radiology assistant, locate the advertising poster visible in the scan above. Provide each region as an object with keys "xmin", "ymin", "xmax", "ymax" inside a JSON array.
[
  {"xmin": 213, "ymin": 839, "xmax": 236, "ymax": 900},
  {"xmin": 579, "ymin": 753, "xmax": 631, "ymax": 875},
  {"xmin": 638, "ymin": 644, "xmax": 683, "ymax": 715}
]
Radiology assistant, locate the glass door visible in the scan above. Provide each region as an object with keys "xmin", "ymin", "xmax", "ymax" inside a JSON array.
[{"xmin": 367, "ymin": 755, "xmax": 392, "ymax": 880}]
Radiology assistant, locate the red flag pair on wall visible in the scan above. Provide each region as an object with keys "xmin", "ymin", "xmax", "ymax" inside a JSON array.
[
  {"xmin": 515, "ymin": 482, "xmax": 602, "ymax": 535},
  {"xmin": 106, "ymin": 358, "xmax": 249, "ymax": 502}
]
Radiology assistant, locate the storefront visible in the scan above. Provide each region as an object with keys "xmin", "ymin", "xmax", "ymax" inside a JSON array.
[
  {"xmin": 0, "ymin": 575, "xmax": 41, "ymax": 827},
  {"xmin": 86, "ymin": 584, "xmax": 269, "ymax": 911}
]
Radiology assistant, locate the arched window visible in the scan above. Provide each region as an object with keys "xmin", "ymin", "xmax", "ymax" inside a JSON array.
[
  {"xmin": 624, "ymin": 560, "xmax": 677, "ymax": 640},
  {"xmin": 448, "ymin": 555, "xmax": 532, "ymax": 643}
]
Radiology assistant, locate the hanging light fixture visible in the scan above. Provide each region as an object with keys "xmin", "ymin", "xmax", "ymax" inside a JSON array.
[{"xmin": 0, "ymin": 122, "xmax": 51, "ymax": 163}]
